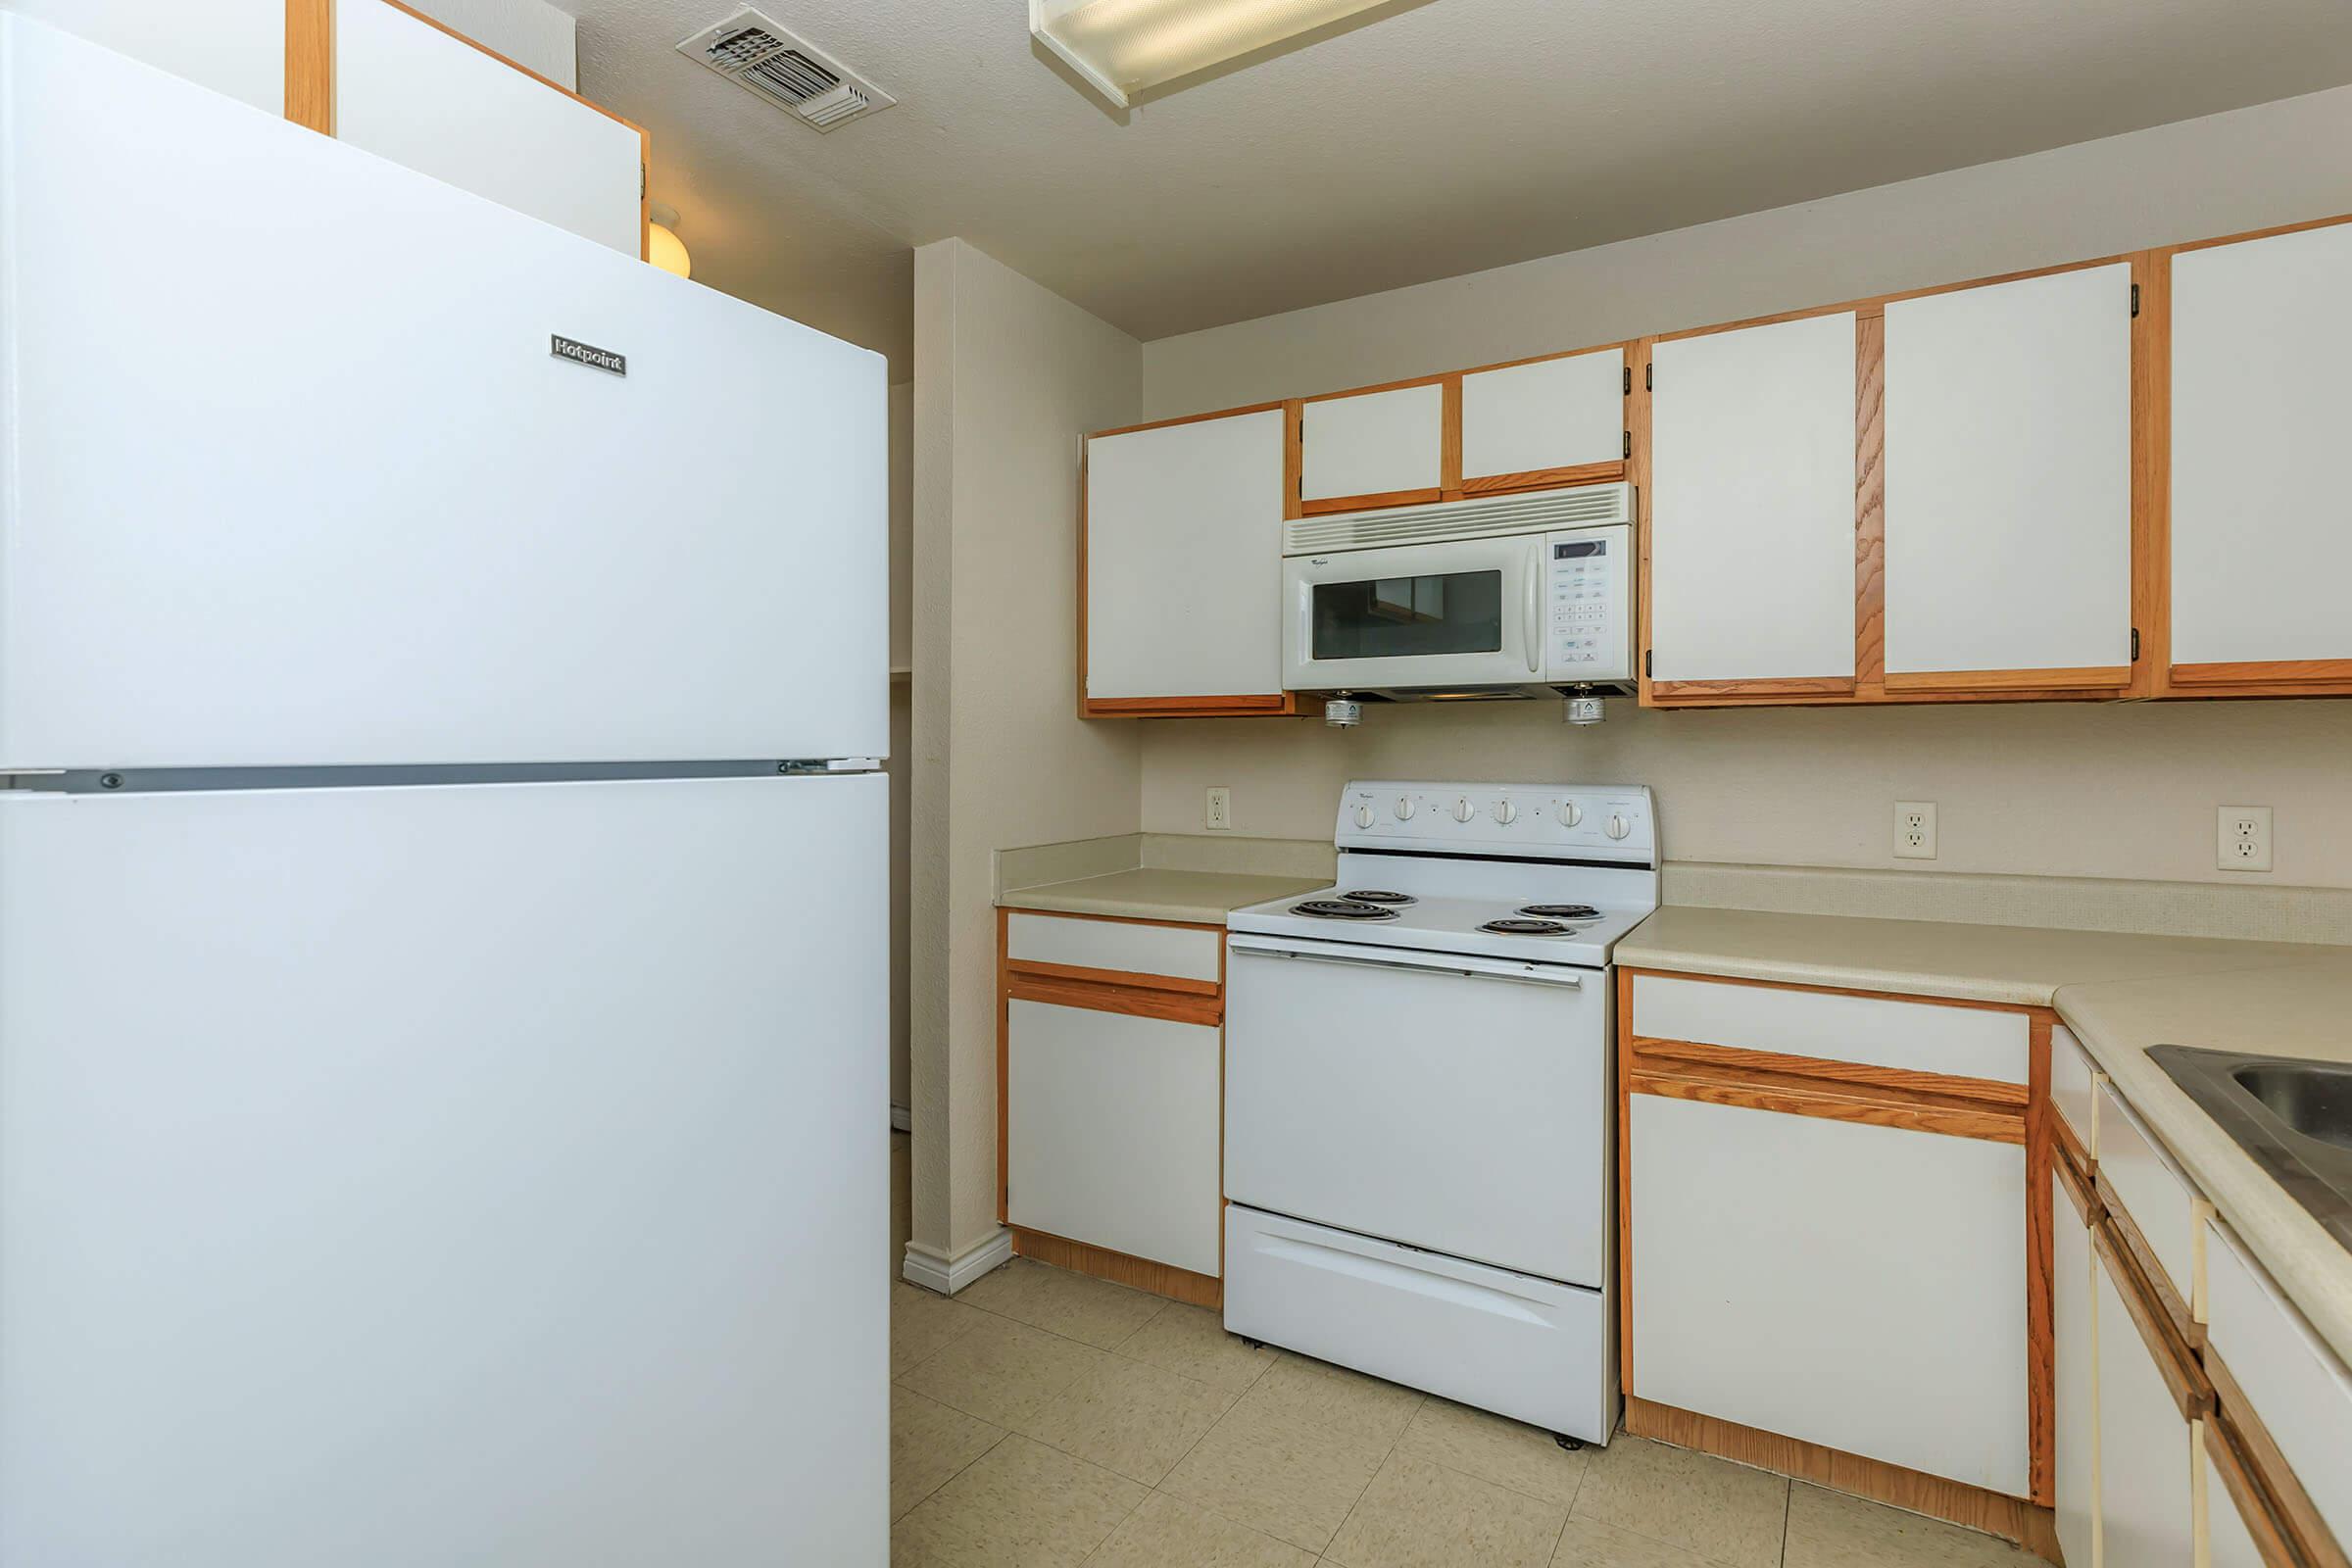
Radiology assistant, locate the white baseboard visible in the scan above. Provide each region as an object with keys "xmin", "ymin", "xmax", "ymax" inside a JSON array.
[
  {"xmin": 902, "ymin": 1229, "xmax": 1013, "ymax": 1297},
  {"xmin": 889, "ymin": 1102, "xmax": 910, "ymax": 1133}
]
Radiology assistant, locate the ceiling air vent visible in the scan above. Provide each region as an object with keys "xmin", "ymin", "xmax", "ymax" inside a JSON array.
[{"xmin": 677, "ymin": 8, "xmax": 895, "ymax": 132}]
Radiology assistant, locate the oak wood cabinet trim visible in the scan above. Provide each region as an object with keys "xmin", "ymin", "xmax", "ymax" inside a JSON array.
[
  {"xmin": 2095, "ymin": 1165, "xmax": 2204, "ymax": 1352},
  {"xmin": 2093, "ymin": 1216, "xmax": 2214, "ymax": 1422},
  {"xmin": 1628, "ymin": 1069, "xmax": 2024, "ymax": 1143},
  {"xmin": 1004, "ymin": 957, "xmax": 1219, "ymax": 999},
  {"xmin": 1298, "ymin": 486, "xmax": 1446, "ymax": 516},
  {"xmin": 1458, "ymin": 459, "xmax": 1627, "ymax": 497},
  {"xmin": 1883, "ymin": 665, "xmax": 2133, "ymax": 694},
  {"xmin": 2132, "ymin": 248, "xmax": 2173, "ymax": 699},
  {"xmin": 290, "ymin": 0, "xmax": 653, "ymax": 259},
  {"xmin": 2204, "ymin": 1408, "xmax": 2314, "ymax": 1568},
  {"xmin": 1630, "ymin": 1036, "xmax": 2029, "ymax": 1113},
  {"xmin": 1009, "ymin": 1226, "xmax": 1222, "ymax": 1309},
  {"xmin": 2025, "ymin": 1013, "xmax": 2056, "ymax": 1506},
  {"xmin": 1854, "ymin": 313, "xmax": 1888, "ymax": 697},
  {"xmin": 1081, "ymin": 694, "xmax": 1303, "ymax": 717},
  {"xmin": 1623, "ymin": 1396, "xmax": 2063, "ymax": 1559},
  {"xmin": 2208, "ymin": 1349, "xmax": 2352, "ymax": 1568},
  {"xmin": 2169, "ymin": 658, "xmax": 2352, "ymax": 689},
  {"xmin": 2054, "ymin": 1117, "xmax": 2095, "ymax": 1204},
  {"xmin": 1004, "ymin": 976, "xmax": 1221, "ymax": 1028},
  {"xmin": 1647, "ymin": 675, "xmax": 1858, "ymax": 702}
]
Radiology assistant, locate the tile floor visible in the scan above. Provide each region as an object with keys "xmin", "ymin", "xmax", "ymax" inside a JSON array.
[{"xmin": 888, "ymin": 1251, "xmax": 2037, "ymax": 1567}]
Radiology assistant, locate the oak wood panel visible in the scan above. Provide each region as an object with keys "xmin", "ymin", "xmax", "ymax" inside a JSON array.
[
  {"xmin": 1004, "ymin": 958, "xmax": 1218, "ymax": 998},
  {"xmin": 1630, "ymin": 1036, "xmax": 2029, "ymax": 1113},
  {"xmin": 2170, "ymin": 658, "xmax": 2352, "ymax": 688},
  {"xmin": 998, "ymin": 907, "xmax": 1011, "ymax": 1222},
  {"xmin": 1282, "ymin": 399, "xmax": 1305, "ymax": 522},
  {"xmin": 1630, "ymin": 339, "xmax": 1657, "ymax": 707},
  {"xmin": 1615, "ymin": 967, "xmax": 1639, "ymax": 1400},
  {"xmin": 2092, "ymin": 1219, "xmax": 2213, "ymax": 1422},
  {"xmin": 2055, "ymin": 1137, "xmax": 2100, "ymax": 1223},
  {"xmin": 285, "ymin": 0, "xmax": 335, "ymax": 132},
  {"xmin": 1298, "ymin": 486, "xmax": 1446, "ymax": 516},
  {"xmin": 1854, "ymin": 313, "xmax": 1887, "ymax": 697},
  {"xmin": 2132, "ymin": 249, "xmax": 2170, "ymax": 698},
  {"xmin": 1883, "ymin": 665, "xmax": 2132, "ymax": 693},
  {"xmin": 1628, "ymin": 1070, "xmax": 2024, "ymax": 1144},
  {"xmin": 1004, "ymin": 976, "xmax": 1222, "ymax": 1028},
  {"xmin": 2026, "ymin": 1015, "xmax": 2055, "ymax": 1508},
  {"xmin": 2054, "ymin": 1115, "xmax": 2093, "ymax": 1199},
  {"xmin": 2096, "ymin": 1166, "xmax": 2204, "ymax": 1351},
  {"xmin": 1440, "ymin": 373, "xmax": 1464, "ymax": 498},
  {"xmin": 1623, "ymin": 1396, "xmax": 2062, "ymax": 1559},
  {"xmin": 1010, "ymin": 1226, "xmax": 1222, "ymax": 1308},
  {"xmin": 1458, "ymin": 460, "xmax": 1628, "ymax": 497},
  {"xmin": 1082, "ymin": 694, "xmax": 1302, "ymax": 717},
  {"xmin": 1647, "ymin": 675, "xmax": 1858, "ymax": 702},
  {"xmin": 2208, "ymin": 1349, "xmax": 2352, "ymax": 1568},
  {"xmin": 2203, "ymin": 1414, "xmax": 2312, "ymax": 1568}
]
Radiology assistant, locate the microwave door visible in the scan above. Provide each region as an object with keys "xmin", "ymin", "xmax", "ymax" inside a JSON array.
[{"xmin": 1285, "ymin": 543, "xmax": 1532, "ymax": 690}]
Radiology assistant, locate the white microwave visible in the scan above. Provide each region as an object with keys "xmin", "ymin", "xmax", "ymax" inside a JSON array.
[{"xmin": 1281, "ymin": 483, "xmax": 1637, "ymax": 698}]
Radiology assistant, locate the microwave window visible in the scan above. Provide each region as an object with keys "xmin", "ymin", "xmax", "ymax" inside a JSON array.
[{"xmin": 1310, "ymin": 570, "xmax": 1504, "ymax": 661}]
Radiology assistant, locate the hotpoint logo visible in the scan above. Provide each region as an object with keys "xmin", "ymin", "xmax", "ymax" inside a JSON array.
[{"xmin": 550, "ymin": 335, "xmax": 626, "ymax": 376}]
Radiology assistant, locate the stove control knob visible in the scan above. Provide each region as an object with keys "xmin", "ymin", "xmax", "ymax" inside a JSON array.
[
  {"xmin": 1352, "ymin": 804, "xmax": 1376, "ymax": 830},
  {"xmin": 1607, "ymin": 813, "xmax": 1632, "ymax": 841},
  {"xmin": 1490, "ymin": 799, "xmax": 1518, "ymax": 825},
  {"xmin": 1558, "ymin": 801, "xmax": 1584, "ymax": 828},
  {"xmin": 1451, "ymin": 797, "xmax": 1476, "ymax": 823},
  {"xmin": 1394, "ymin": 796, "xmax": 1416, "ymax": 821}
]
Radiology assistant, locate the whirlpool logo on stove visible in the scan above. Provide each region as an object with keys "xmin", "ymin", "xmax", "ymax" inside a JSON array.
[{"xmin": 550, "ymin": 335, "xmax": 626, "ymax": 376}]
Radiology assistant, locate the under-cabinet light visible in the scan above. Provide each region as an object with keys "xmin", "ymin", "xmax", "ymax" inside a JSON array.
[{"xmin": 1030, "ymin": 0, "xmax": 1396, "ymax": 106}]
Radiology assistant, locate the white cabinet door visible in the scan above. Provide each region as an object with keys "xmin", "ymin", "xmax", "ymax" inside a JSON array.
[
  {"xmin": 1005, "ymin": 999, "xmax": 1221, "ymax": 1276},
  {"xmin": 2094, "ymin": 1243, "xmax": 2196, "ymax": 1565},
  {"xmin": 1883, "ymin": 266, "xmax": 2133, "ymax": 682},
  {"xmin": 1649, "ymin": 314, "xmax": 1858, "ymax": 684},
  {"xmin": 1085, "ymin": 411, "xmax": 1286, "ymax": 702},
  {"xmin": 2172, "ymin": 221, "xmax": 2352, "ymax": 679},
  {"xmin": 336, "ymin": 0, "xmax": 643, "ymax": 257},
  {"xmin": 2055, "ymin": 1171, "xmax": 2100, "ymax": 1568},
  {"xmin": 1629, "ymin": 1094, "xmax": 2029, "ymax": 1494},
  {"xmin": 1300, "ymin": 383, "xmax": 1445, "ymax": 504},
  {"xmin": 1460, "ymin": 350, "xmax": 1624, "ymax": 486}
]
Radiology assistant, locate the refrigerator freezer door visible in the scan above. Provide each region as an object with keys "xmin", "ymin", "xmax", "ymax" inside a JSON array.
[
  {"xmin": 0, "ymin": 776, "xmax": 886, "ymax": 1566},
  {"xmin": 0, "ymin": 19, "xmax": 885, "ymax": 769}
]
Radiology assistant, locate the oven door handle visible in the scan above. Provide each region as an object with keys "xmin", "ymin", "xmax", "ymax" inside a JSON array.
[
  {"xmin": 1523, "ymin": 539, "xmax": 1543, "ymax": 675},
  {"xmin": 1227, "ymin": 934, "xmax": 1586, "ymax": 989}
]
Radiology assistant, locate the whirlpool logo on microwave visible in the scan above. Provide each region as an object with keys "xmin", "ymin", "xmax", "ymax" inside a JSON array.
[{"xmin": 550, "ymin": 335, "xmax": 626, "ymax": 376}]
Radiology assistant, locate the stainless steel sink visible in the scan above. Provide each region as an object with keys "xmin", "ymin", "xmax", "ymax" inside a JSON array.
[{"xmin": 2149, "ymin": 1046, "xmax": 2352, "ymax": 1250}]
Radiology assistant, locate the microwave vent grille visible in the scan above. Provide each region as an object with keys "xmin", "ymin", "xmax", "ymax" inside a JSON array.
[{"xmin": 1284, "ymin": 483, "xmax": 1633, "ymax": 555}]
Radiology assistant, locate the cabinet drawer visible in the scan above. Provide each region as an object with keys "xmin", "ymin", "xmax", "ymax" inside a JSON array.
[
  {"xmin": 2051, "ymin": 1023, "xmax": 2102, "ymax": 1159},
  {"xmin": 2095, "ymin": 1078, "xmax": 2204, "ymax": 1310},
  {"xmin": 1005, "ymin": 999, "xmax": 1220, "ymax": 1276},
  {"xmin": 1630, "ymin": 974, "xmax": 2030, "ymax": 1084},
  {"xmin": 2203, "ymin": 1218, "xmax": 2352, "ymax": 1551},
  {"xmin": 1005, "ymin": 912, "xmax": 1220, "ymax": 987}
]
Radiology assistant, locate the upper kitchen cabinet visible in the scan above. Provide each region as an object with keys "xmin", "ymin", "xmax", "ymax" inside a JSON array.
[
  {"xmin": 295, "ymin": 0, "xmax": 648, "ymax": 259},
  {"xmin": 1881, "ymin": 264, "xmax": 2136, "ymax": 695},
  {"xmin": 1298, "ymin": 379, "xmax": 1448, "ymax": 514},
  {"xmin": 1459, "ymin": 348, "xmax": 1629, "ymax": 496},
  {"xmin": 2167, "ymin": 218, "xmax": 2352, "ymax": 696},
  {"xmin": 1646, "ymin": 312, "xmax": 1860, "ymax": 701},
  {"xmin": 1083, "ymin": 409, "xmax": 1294, "ymax": 717}
]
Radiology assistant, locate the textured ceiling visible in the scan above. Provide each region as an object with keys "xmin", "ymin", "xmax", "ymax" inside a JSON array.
[{"xmin": 570, "ymin": 0, "xmax": 2352, "ymax": 378}]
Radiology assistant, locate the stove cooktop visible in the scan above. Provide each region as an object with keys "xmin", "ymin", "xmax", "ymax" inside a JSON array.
[{"xmin": 1233, "ymin": 884, "xmax": 1650, "ymax": 966}]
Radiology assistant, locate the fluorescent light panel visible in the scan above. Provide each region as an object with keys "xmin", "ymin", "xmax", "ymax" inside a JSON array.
[{"xmin": 1031, "ymin": 0, "xmax": 1393, "ymax": 105}]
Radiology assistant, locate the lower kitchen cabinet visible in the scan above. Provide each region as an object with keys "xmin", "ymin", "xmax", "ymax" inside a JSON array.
[
  {"xmin": 2054, "ymin": 1160, "xmax": 2099, "ymax": 1568},
  {"xmin": 1004, "ymin": 998, "xmax": 1220, "ymax": 1277},
  {"xmin": 1629, "ymin": 1094, "xmax": 2030, "ymax": 1495},
  {"xmin": 2091, "ymin": 1225, "xmax": 2203, "ymax": 1565}
]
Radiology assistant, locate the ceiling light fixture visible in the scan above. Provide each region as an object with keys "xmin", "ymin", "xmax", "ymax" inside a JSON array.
[
  {"xmin": 1031, "ymin": 0, "xmax": 1394, "ymax": 107},
  {"xmin": 647, "ymin": 202, "xmax": 692, "ymax": 279}
]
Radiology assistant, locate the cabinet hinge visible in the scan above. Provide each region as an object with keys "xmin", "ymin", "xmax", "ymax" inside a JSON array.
[
  {"xmin": 1622, "ymin": 429, "xmax": 1632, "ymax": 460},
  {"xmin": 2132, "ymin": 627, "xmax": 2141, "ymax": 661},
  {"xmin": 1644, "ymin": 649, "xmax": 1653, "ymax": 678},
  {"xmin": 1622, "ymin": 366, "xmax": 1632, "ymax": 396},
  {"xmin": 2131, "ymin": 283, "xmax": 2140, "ymax": 318},
  {"xmin": 641, "ymin": 164, "xmax": 648, "ymax": 200},
  {"xmin": 1644, "ymin": 363, "xmax": 1653, "ymax": 391}
]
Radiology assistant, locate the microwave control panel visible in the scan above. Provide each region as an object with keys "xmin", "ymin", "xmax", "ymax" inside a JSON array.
[{"xmin": 1544, "ymin": 524, "xmax": 1634, "ymax": 684}]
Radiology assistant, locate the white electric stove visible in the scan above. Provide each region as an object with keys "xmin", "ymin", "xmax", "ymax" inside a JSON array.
[{"xmin": 1222, "ymin": 779, "xmax": 1658, "ymax": 1446}]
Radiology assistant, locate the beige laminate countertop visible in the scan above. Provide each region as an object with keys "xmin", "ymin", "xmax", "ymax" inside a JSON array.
[
  {"xmin": 1620, "ymin": 904, "xmax": 2352, "ymax": 1365},
  {"xmin": 998, "ymin": 866, "xmax": 1328, "ymax": 926}
]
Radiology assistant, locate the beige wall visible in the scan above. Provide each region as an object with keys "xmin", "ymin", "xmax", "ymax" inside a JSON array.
[
  {"xmin": 908, "ymin": 240, "xmax": 1144, "ymax": 1269},
  {"xmin": 1137, "ymin": 83, "xmax": 2352, "ymax": 891}
]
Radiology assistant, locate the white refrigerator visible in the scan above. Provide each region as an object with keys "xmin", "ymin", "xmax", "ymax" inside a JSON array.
[{"xmin": 0, "ymin": 18, "xmax": 888, "ymax": 1565}]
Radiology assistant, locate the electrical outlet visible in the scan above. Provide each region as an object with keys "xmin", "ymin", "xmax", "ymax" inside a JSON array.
[
  {"xmin": 2218, "ymin": 806, "xmax": 2273, "ymax": 872},
  {"xmin": 1204, "ymin": 787, "xmax": 1232, "ymax": 832},
  {"xmin": 1894, "ymin": 802, "xmax": 1937, "ymax": 860}
]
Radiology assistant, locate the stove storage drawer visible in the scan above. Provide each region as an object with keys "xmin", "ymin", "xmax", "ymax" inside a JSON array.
[{"xmin": 1223, "ymin": 1204, "xmax": 1614, "ymax": 1444}]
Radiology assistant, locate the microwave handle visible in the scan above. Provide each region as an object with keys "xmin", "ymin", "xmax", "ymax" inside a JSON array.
[{"xmin": 1523, "ymin": 540, "xmax": 1543, "ymax": 675}]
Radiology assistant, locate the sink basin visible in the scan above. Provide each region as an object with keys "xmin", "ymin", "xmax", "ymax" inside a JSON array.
[{"xmin": 2148, "ymin": 1046, "xmax": 2352, "ymax": 1250}]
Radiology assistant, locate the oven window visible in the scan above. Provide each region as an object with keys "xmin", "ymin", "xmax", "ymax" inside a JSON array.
[{"xmin": 1309, "ymin": 570, "xmax": 1504, "ymax": 661}]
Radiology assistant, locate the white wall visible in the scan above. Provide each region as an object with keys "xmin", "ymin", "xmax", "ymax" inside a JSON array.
[
  {"xmin": 908, "ymin": 241, "xmax": 1143, "ymax": 1272},
  {"xmin": 1137, "ymin": 83, "xmax": 2352, "ymax": 890}
]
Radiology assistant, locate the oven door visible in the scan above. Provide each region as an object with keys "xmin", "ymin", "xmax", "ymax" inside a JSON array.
[
  {"xmin": 1223, "ymin": 932, "xmax": 1610, "ymax": 1287},
  {"xmin": 1282, "ymin": 536, "xmax": 1544, "ymax": 692}
]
